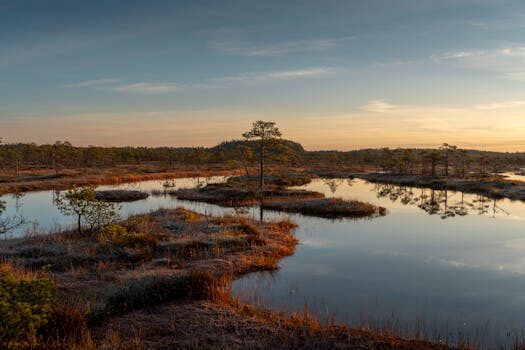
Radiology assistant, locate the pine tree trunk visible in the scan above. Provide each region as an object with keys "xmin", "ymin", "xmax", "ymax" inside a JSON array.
[{"xmin": 259, "ymin": 139, "xmax": 264, "ymax": 190}]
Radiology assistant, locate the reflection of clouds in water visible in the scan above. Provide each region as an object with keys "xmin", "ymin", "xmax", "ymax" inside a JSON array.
[
  {"xmin": 506, "ymin": 215, "xmax": 525, "ymax": 221},
  {"xmin": 301, "ymin": 237, "xmax": 332, "ymax": 248},
  {"xmin": 424, "ymin": 253, "xmax": 525, "ymax": 275},
  {"xmin": 502, "ymin": 237, "xmax": 525, "ymax": 250},
  {"xmin": 369, "ymin": 249, "xmax": 523, "ymax": 273},
  {"xmin": 501, "ymin": 172, "xmax": 525, "ymax": 182}
]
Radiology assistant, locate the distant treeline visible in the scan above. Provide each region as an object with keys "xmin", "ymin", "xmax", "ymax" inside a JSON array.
[
  {"xmin": 1, "ymin": 139, "xmax": 525, "ymax": 175},
  {"xmin": 307, "ymin": 144, "xmax": 525, "ymax": 176},
  {"xmin": 0, "ymin": 140, "xmax": 303, "ymax": 173}
]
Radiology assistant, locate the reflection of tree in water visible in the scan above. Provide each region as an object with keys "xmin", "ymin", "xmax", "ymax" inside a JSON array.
[
  {"xmin": 196, "ymin": 177, "xmax": 204, "ymax": 188},
  {"xmin": 373, "ymin": 184, "xmax": 510, "ymax": 219},
  {"xmin": 11, "ymin": 190, "xmax": 25, "ymax": 211},
  {"xmin": 162, "ymin": 179, "xmax": 177, "ymax": 189},
  {"xmin": 323, "ymin": 179, "xmax": 343, "ymax": 194},
  {"xmin": 0, "ymin": 197, "xmax": 25, "ymax": 235}
]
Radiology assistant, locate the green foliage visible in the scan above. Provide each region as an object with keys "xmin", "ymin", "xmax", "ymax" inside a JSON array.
[
  {"xmin": 98, "ymin": 224, "xmax": 157, "ymax": 248},
  {"xmin": 0, "ymin": 265, "xmax": 54, "ymax": 348},
  {"xmin": 118, "ymin": 232, "xmax": 157, "ymax": 248},
  {"xmin": 242, "ymin": 120, "xmax": 282, "ymax": 141},
  {"xmin": 54, "ymin": 186, "xmax": 118, "ymax": 235}
]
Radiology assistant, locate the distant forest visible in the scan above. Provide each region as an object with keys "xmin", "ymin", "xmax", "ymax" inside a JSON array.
[{"xmin": 1, "ymin": 139, "xmax": 525, "ymax": 176}]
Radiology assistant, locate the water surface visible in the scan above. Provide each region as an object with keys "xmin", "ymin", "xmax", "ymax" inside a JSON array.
[
  {"xmin": 233, "ymin": 178, "xmax": 525, "ymax": 347},
  {"xmin": 2, "ymin": 176, "xmax": 525, "ymax": 347}
]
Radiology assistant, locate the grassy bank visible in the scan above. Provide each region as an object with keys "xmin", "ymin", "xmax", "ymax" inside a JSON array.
[
  {"xmin": 358, "ymin": 173, "xmax": 525, "ymax": 201},
  {"xmin": 0, "ymin": 208, "xmax": 459, "ymax": 349},
  {"xmin": 161, "ymin": 174, "xmax": 323, "ymax": 207},
  {"xmin": 0, "ymin": 164, "xmax": 237, "ymax": 194},
  {"xmin": 167, "ymin": 175, "xmax": 386, "ymax": 219},
  {"xmin": 95, "ymin": 190, "xmax": 150, "ymax": 202},
  {"xmin": 169, "ymin": 183, "xmax": 324, "ymax": 207},
  {"xmin": 262, "ymin": 198, "xmax": 387, "ymax": 219}
]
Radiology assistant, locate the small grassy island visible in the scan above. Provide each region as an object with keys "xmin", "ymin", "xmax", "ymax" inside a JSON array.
[
  {"xmin": 167, "ymin": 175, "xmax": 387, "ymax": 219},
  {"xmin": 262, "ymin": 197, "xmax": 387, "ymax": 219},
  {"xmin": 95, "ymin": 190, "xmax": 150, "ymax": 202}
]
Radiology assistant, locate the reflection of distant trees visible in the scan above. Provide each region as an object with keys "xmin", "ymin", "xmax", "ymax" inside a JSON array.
[
  {"xmin": 323, "ymin": 179, "xmax": 343, "ymax": 194},
  {"xmin": 373, "ymin": 184, "xmax": 510, "ymax": 219}
]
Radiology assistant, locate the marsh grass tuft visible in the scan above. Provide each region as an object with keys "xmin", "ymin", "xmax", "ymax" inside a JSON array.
[{"xmin": 262, "ymin": 198, "xmax": 387, "ymax": 219}]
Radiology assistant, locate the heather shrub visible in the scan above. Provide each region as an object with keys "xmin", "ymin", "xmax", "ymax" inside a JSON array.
[
  {"xmin": 98, "ymin": 224, "xmax": 157, "ymax": 249},
  {"xmin": 0, "ymin": 263, "xmax": 54, "ymax": 348}
]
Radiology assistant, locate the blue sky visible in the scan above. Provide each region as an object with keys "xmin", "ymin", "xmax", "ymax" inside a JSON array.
[{"xmin": 2, "ymin": 0, "xmax": 525, "ymax": 150}]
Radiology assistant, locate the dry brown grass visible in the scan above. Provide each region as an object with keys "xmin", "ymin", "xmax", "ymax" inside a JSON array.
[
  {"xmin": 94, "ymin": 299, "xmax": 465, "ymax": 350},
  {"xmin": 359, "ymin": 172, "xmax": 525, "ymax": 201},
  {"xmin": 262, "ymin": 198, "xmax": 387, "ymax": 219},
  {"xmin": 0, "ymin": 164, "xmax": 236, "ymax": 194},
  {"xmin": 95, "ymin": 190, "xmax": 149, "ymax": 202},
  {"xmin": 167, "ymin": 180, "xmax": 324, "ymax": 207},
  {"xmin": 0, "ymin": 208, "xmax": 304, "ymax": 348},
  {"xmin": 0, "ymin": 207, "xmax": 463, "ymax": 349},
  {"xmin": 0, "ymin": 259, "xmax": 40, "ymax": 280}
]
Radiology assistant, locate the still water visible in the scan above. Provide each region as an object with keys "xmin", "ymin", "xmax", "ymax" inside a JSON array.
[{"xmin": 2, "ymin": 176, "xmax": 525, "ymax": 346}]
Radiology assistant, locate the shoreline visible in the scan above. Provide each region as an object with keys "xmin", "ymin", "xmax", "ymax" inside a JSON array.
[
  {"xmin": 0, "ymin": 165, "xmax": 237, "ymax": 194},
  {"xmin": 355, "ymin": 173, "xmax": 525, "ymax": 201},
  {"xmin": 3, "ymin": 165, "xmax": 525, "ymax": 206},
  {"xmin": 0, "ymin": 208, "xmax": 460, "ymax": 349}
]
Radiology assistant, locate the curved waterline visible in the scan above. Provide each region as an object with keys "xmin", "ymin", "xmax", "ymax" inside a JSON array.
[{"xmin": 2, "ymin": 177, "xmax": 525, "ymax": 347}]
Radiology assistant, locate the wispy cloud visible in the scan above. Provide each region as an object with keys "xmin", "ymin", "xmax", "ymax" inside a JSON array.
[
  {"xmin": 475, "ymin": 100, "xmax": 525, "ymax": 110},
  {"xmin": 64, "ymin": 78, "xmax": 121, "ymax": 88},
  {"xmin": 504, "ymin": 72, "xmax": 525, "ymax": 81},
  {"xmin": 213, "ymin": 67, "xmax": 335, "ymax": 84},
  {"xmin": 110, "ymin": 82, "xmax": 183, "ymax": 94},
  {"xmin": 211, "ymin": 36, "xmax": 353, "ymax": 57},
  {"xmin": 435, "ymin": 50, "xmax": 485, "ymax": 60},
  {"xmin": 360, "ymin": 100, "xmax": 396, "ymax": 113},
  {"xmin": 65, "ymin": 78, "xmax": 222, "ymax": 94},
  {"xmin": 64, "ymin": 67, "xmax": 336, "ymax": 94},
  {"xmin": 433, "ymin": 45, "xmax": 525, "ymax": 81},
  {"xmin": 0, "ymin": 33, "xmax": 128, "ymax": 67}
]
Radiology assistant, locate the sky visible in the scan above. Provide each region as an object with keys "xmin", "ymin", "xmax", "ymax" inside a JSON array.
[{"xmin": 2, "ymin": 0, "xmax": 525, "ymax": 151}]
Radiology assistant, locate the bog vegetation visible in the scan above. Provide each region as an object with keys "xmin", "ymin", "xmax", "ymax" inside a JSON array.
[
  {"xmin": 1, "ymin": 134, "xmax": 524, "ymax": 178},
  {"xmin": 0, "ymin": 121, "xmax": 521, "ymax": 349}
]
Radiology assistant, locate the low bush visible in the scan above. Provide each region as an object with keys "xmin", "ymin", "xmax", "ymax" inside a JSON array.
[
  {"xmin": 0, "ymin": 262, "xmax": 54, "ymax": 348},
  {"xmin": 172, "ymin": 208, "xmax": 201, "ymax": 222},
  {"xmin": 41, "ymin": 302, "xmax": 92, "ymax": 349},
  {"xmin": 98, "ymin": 224, "xmax": 157, "ymax": 249}
]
